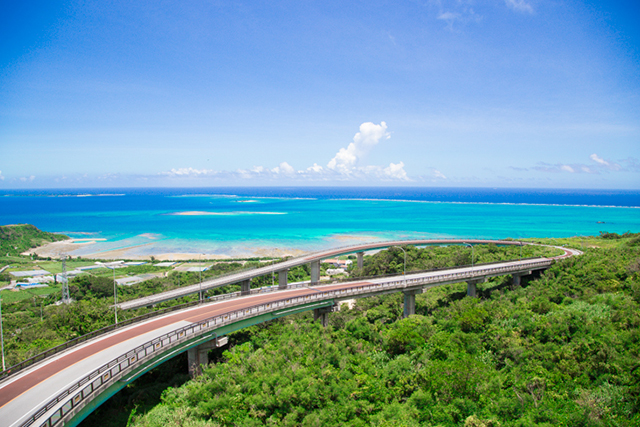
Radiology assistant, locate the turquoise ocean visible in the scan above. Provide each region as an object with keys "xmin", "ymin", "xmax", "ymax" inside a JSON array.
[{"xmin": 1, "ymin": 187, "xmax": 639, "ymax": 258}]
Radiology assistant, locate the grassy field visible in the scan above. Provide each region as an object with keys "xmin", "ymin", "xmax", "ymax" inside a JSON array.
[{"xmin": 0, "ymin": 284, "xmax": 63, "ymax": 303}]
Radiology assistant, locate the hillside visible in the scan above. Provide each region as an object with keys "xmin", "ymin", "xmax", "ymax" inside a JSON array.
[
  {"xmin": 0, "ymin": 224, "xmax": 69, "ymax": 257},
  {"xmin": 121, "ymin": 236, "xmax": 639, "ymax": 427}
]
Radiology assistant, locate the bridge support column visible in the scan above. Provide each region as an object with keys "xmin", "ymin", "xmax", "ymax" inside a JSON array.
[
  {"xmin": 403, "ymin": 289, "xmax": 420, "ymax": 318},
  {"xmin": 188, "ymin": 336, "xmax": 229, "ymax": 378},
  {"xmin": 240, "ymin": 279, "xmax": 251, "ymax": 296},
  {"xmin": 278, "ymin": 269, "xmax": 288, "ymax": 289},
  {"xmin": 310, "ymin": 261, "xmax": 320, "ymax": 284},
  {"xmin": 357, "ymin": 252, "xmax": 364, "ymax": 269},
  {"xmin": 512, "ymin": 271, "xmax": 530, "ymax": 289},
  {"xmin": 313, "ymin": 306, "xmax": 332, "ymax": 327},
  {"xmin": 512, "ymin": 274, "xmax": 522, "ymax": 288},
  {"xmin": 467, "ymin": 279, "xmax": 484, "ymax": 298}
]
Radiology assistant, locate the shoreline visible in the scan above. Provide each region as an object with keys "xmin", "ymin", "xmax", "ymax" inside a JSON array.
[{"xmin": 26, "ymin": 238, "xmax": 310, "ymax": 261}]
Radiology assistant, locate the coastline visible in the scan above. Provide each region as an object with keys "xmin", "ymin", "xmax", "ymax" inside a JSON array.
[{"xmin": 26, "ymin": 238, "xmax": 310, "ymax": 261}]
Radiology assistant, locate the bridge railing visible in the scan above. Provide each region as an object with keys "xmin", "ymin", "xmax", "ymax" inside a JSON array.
[
  {"xmin": 121, "ymin": 238, "xmax": 529, "ymax": 307},
  {"xmin": 22, "ymin": 258, "xmax": 551, "ymax": 427},
  {"xmin": 0, "ymin": 280, "xmax": 309, "ymax": 384},
  {"xmin": 0, "ymin": 254, "xmax": 548, "ymax": 384},
  {"xmin": 327, "ymin": 256, "xmax": 545, "ymax": 284}
]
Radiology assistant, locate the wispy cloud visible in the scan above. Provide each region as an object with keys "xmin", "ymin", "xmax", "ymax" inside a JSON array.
[
  {"xmin": 432, "ymin": 169, "xmax": 447, "ymax": 179},
  {"xmin": 525, "ymin": 154, "xmax": 632, "ymax": 174},
  {"xmin": 0, "ymin": 170, "xmax": 4, "ymax": 181},
  {"xmin": 160, "ymin": 168, "xmax": 217, "ymax": 177},
  {"xmin": 436, "ymin": 7, "xmax": 481, "ymax": 31},
  {"xmin": 590, "ymin": 153, "xmax": 621, "ymax": 171},
  {"xmin": 429, "ymin": 0, "xmax": 533, "ymax": 31},
  {"xmin": 504, "ymin": 0, "xmax": 534, "ymax": 14},
  {"xmin": 620, "ymin": 157, "xmax": 640, "ymax": 172}
]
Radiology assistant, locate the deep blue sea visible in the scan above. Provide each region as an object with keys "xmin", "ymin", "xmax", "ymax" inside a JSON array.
[{"xmin": 1, "ymin": 187, "xmax": 638, "ymax": 258}]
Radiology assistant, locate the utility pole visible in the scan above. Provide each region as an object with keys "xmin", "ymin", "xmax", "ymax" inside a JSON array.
[
  {"xmin": 60, "ymin": 255, "xmax": 71, "ymax": 304},
  {"xmin": 1, "ymin": 294, "xmax": 5, "ymax": 371},
  {"xmin": 392, "ymin": 246, "xmax": 407, "ymax": 286},
  {"xmin": 463, "ymin": 243, "xmax": 475, "ymax": 267},
  {"xmin": 112, "ymin": 266, "xmax": 117, "ymax": 324},
  {"xmin": 520, "ymin": 241, "xmax": 523, "ymax": 260}
]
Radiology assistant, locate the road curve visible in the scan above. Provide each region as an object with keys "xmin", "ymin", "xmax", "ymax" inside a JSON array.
[
  {"xmin": 119, "ymin": 239, "xmax": 530, "ymax": 310},
  {"xmin": 0, "ymin": 243, "xmax": 580, "ymax": 427}
]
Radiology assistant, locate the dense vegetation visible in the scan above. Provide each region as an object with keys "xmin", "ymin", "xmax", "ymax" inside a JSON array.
[
  {"xmin": 125, "ymin": 237, "xmax": 639, "ymax": 427},
  {"xmin": 0, "ymin": 261, "xmax": 281, "ymax": 366},
  {"xmin": 0, "ymin": 224, "xmax": 68, "ymax": 257},
  {"xmin": 0, "ymin": 239, "xmax": 553, "ymax": 367},
  {"xmin": 2, "ymin": 227, "xmax": 638, "ymax": 426}
]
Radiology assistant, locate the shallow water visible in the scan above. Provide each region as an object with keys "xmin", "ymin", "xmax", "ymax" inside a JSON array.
[{"xmin": 1, "ymin": 187, "xmax": 638, "ymax": 257}]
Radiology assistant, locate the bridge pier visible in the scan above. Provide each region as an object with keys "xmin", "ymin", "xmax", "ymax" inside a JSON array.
[
  {"xmin": 357, "ymin": 252, "xmax": 364, "ymax": 269},
  {"xmin": 467, "ymin": 279, "xmax": 484, "ymax": 298},
  {"xmin": 403, "ymin": 289, "xmax": 421, "ymax": 318},
  {"xmin": 278, "ymin": 269, "xmax": 289, "ymax": 289},
  {"xmin": 310, "ymin": 260, "xmax": 320, "ymax": 284},
  {"xmin": 313, "ymin": 306, "xmax": 332, "ymax": 327},
  {"xmin": 240, "ymin": 279, "xmax": 251, "ymax": 296},
  {"xmin": 512, "ymin": 271, "xmax": 530, "ymax": 288},
  {"xmin": 188, "ymin": 336, "xmax": 229, "ymax": 377}
]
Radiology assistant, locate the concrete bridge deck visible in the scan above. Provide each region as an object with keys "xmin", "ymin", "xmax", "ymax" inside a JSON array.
[
  {"xmin": 118, "ymin": 238, "xmax": 533, "ymax": 310},
  {"xmin": 0, "ymin": 242, "xmax": 580, "ymax": 427}
]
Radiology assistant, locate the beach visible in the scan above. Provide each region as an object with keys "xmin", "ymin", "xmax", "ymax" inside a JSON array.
[
  {"xmin": 25, "ymin": 238, "xmax": 310, "ymax": 261},
  {"xmin": 4, "ymin": 187, "xmax": 639, "ymax": 261}
]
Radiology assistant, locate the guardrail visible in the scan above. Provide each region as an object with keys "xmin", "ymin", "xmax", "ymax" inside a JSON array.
[
  {"xmin": 0, "ymin": 254, "xmax": 552, "ymax": 384},
  {"xmin": 0, "ymin": 281, "xmax": 308, "ymax": 383},
  {"xmin": 120, "ymin": 239, "xmax": 530, "ymax": 308},
  {"xmin": 21, "ymin": 257, "xmax": 552, "ymax": 427}
]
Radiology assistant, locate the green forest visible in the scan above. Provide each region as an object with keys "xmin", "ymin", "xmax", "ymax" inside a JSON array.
[
  {"xmin": 0, "ymin": 224, "xmax": 69, "ymax": 257},
  {"xmin": 1, "ymin": 227, "xmax": 639, "ymax": 426},
  {"xmin": 121, "ymin": 235, "xmax": 640, "ymax": 427}
]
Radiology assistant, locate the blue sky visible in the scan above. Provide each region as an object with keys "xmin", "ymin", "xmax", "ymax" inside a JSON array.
[{"xmin": 1, "ymin": 0, "xmax": 639, "ymax": 189}]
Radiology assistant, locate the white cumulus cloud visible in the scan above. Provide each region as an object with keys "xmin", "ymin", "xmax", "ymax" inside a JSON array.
[
  {"xmin": 156, "ymin": 122, "xmax": 414, "ymax": 183},
  {"xmin": 383, "ymin": 162, "xmax": 409, "ymax": 181},
  {"xmin": 272, "ymin": 162, "xmax": 295, "ymax": 175},
  {"xmin": 327, "ymin": 121, "xmax": 390, "ymax": 173},
  {"xmin": 306, "ymin": 163, "xmax": 324, "ymax": 173}
]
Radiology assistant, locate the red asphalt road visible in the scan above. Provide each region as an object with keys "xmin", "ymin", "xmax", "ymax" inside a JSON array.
[
  {"xmin": 0, "ymin": 248, "xmax": 570, "ymax": 412},
  {"xmin": 0, "ymin": 286, "xmax": 343, "ymax": 410},
  {"xmin": 0, "ymin": 250, "xmax": 573, "ymax": 414}
]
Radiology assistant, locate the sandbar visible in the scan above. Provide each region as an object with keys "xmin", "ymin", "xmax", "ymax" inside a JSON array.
[
  {"xmin": 26, "ymin": 232, "xmax": 377, "ymax": 262},
  {"xmin": 22, "ymin": 239, "xmax": 107, "ymax": 257},
  {"xmin": 27, "ymin": 239, "xmax": 309, "ymax": 261},
  {"xmin": 168, "ymin": 211, "xmax": 285, "ymax": 216}
]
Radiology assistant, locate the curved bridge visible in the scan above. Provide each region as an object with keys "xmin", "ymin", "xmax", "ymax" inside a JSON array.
[
  {"xmin": 120, "ymin": 238, "xmax": 540, "ymax": 310},
  {"xmin": 0, "ymin": 240, "xmax": 581, "ymax": 427}
]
